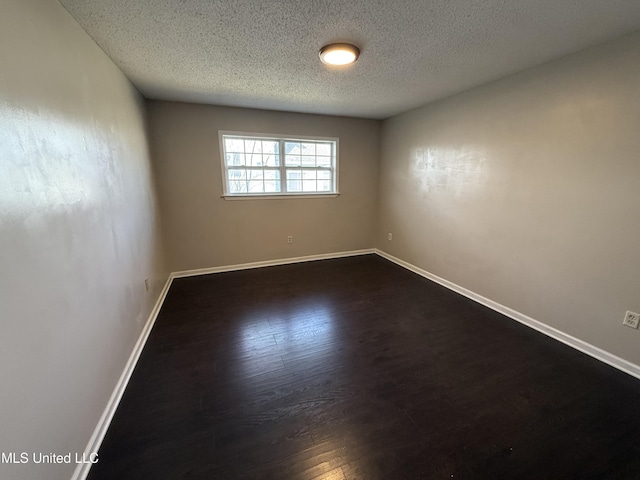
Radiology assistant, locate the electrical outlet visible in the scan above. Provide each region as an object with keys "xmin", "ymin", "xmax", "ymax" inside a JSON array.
[
  {"xmin": 623, "ymin": 311, "xmax": 639, "ymax": 329},
  {"xmin": 287, "ymin": 235, "xmax": 293, "ymax": 244},
  {"xmin": 388, "ymin": 233, "xmax": 392, "ymax": 241}
]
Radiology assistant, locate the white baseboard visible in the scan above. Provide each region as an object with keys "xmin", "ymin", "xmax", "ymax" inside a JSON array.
[
  {"xmin": 172, "ymin": 249, "xmax": 376, "ymax": 278},
  {"xmin": 72, "ymin": 248, "xmax": 375, "ymax": 479},
  {"xmin": 73, "ymin": 246, "xmax": 638, "ymax": 480},
  {"xmin": 374, "ymin": 249, "xmax": 640, "ymax": 380},
  {"xmin": 71, "ymin": 274, "xmax": 174, "ymax": 480}
]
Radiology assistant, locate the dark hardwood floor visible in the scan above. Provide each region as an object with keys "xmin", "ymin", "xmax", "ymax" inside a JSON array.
[{"xmin": 88, "ymin": 254, "xmax": 640, "ymax": 479}]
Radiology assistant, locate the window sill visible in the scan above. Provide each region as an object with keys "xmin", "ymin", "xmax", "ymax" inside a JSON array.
[{"xmin": 221, "ymin": 193, "xmax": 340, "ymax": 201}]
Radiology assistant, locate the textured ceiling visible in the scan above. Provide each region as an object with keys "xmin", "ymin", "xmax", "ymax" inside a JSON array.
[{"xmin": 58, "ymin": 0, "xmax": 640, "ymax": 119}]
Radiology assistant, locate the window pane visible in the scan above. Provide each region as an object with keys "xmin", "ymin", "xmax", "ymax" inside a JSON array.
[
  {"xmin": 302, "ymin": 180, "xmax": 317, "ymax": 192},
  {"xmin": 228, "ymin": 169, "xmax": 247, "ymax": 193},
  {"xmin": 262, "ymin": 141, "xmax": 278, "ymax": 154},
  {"xmin": 286, "ymin": 170, "xmax": 302, "ymax": 192},
  {"xmin": 248, "ymin": 180, "xmax": 263, "ymax": 193},
  {"xmin": 265, "ymin": 181, "xmax": 280, "ymax": 193},
  {"xmin": 301, "ymin": 143, "xmax": 316, "ymax": 155},
  {"xmin": 244, "ymin": 139, "xmax": 261, "ymax": 154},
  {"xmin": 285, "ymin": 155, "xmax": 300, "ymax": 166},
  {"xmin": 226, "ymin": 153, "xmax": 245, "ymax": 166},
  {"xmin": 301, "ymin": 155, "xmax": 316, "ymax": 167},
  {"xmin": 247, "ymin": 153, "xmax": 264, "ymax": 167},
  {"xmin": 316, "ymin": 143, "xmax": 331, "ymax": 155},
  {"xmin": 317, "ymin": 156, "xmax": 331, "ymax": 167},
  {"xmin": 229, "ymin": 169, "xmax": 246, "ymax": 179},
  {"xmin": 302, "ymin": 171, "xmax": 317, "ymax": 191},
  {"xmin": 264, "ymin": 170, "xmax": 279, "ymax": 181},
  {"xmin": 318, "ymin": 180, "xmax": 331, "ymax": 191},
  {"xmin": 287, "ymin": 181, "xmax": 301, "ymax": 192},
  {"xmin": 318, "ymin": 170, "xmax": 331, "ymax": 180},
  {"xmin": 285, "ymin": 142, "xmax": 301, "ymax": 154},
  {"xmin": 225, "ymin": 138, "xmax": 244, "ymax": 153},
  {"xmin": 265, "ymin": 154, "xmax": 280, "ymax": 167},
  {"xmin": 230, "ymin": 182, "xmax": 247, "ymax": 193},
  {"xmin": 248, "ymin": 170, "xmax": 264, "ymax": 180},
  {"xmin": 264, "ymin": 170, "xmax": 280, "ymax": 193}
]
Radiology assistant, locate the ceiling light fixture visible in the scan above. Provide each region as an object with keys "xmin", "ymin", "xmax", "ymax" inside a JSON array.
[{"xmin": 319, "ymin": 43, "xmax": 360, "ymax": 66}]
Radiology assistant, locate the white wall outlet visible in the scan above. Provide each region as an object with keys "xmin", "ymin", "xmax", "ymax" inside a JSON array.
[
  {"xmin": 144, "ymin": 278, "xmax": 150, "ymax": 292},
  {"xmin": 388, "ymin": 233, "xmax": 392, "ymax": 241},
  {"xmin": 622, "ymin": 311, "xmax": 639, "ymax": 329},
  {"xmin": 287, "ymin": 235, "xmax": 293, "ymax": 244}
]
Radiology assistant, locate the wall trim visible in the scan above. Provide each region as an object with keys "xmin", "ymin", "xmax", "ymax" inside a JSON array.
[
  {"xmin": 74, "ymin": 246, "xmax": 638, "ymax": 480},
  {"xmin": 71, "ymin": 274, "xmax": 175, "ymax": 480},
  {"xmin": 72, "ymin": 248, "xmax": 375, "ymax": 479},
  {"xmin": 374, "ymin": 249, "xmax": 640, "ymax": 380},
  {"xmin": 172, "ymin": 249, "xmax": 376, "ymax": 278}
]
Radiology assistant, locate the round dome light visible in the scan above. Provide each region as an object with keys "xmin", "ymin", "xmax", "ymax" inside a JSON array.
[{"xmin": 319, "ymin": 43, "xmax": 360, "ymax": 66}]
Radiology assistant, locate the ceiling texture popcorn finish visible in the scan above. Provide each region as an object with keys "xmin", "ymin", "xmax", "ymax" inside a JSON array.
[{"xmin": 59, "ymin": 0, "xmax": 640, "ymax": 119}]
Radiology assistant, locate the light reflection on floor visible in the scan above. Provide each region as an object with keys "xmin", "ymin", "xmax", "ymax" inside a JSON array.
[
  {"xmin": 232, "ymin": 300, "xmax": 365, "ymax": 479},
  {"xmin": 236, "ymin": 300, "xmax": 336, "ymax": 378}
]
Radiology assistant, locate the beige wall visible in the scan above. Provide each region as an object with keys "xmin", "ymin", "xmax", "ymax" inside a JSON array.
[
  {"xmin": 377, "ymin": 32, "xmax": 640, "ymax": 366},
  {"xmin": 0, "ymin": 1, "xmax": 167, "ymax": 479},
  {"xmin": 148, "ymin": 101, "xmax": 380, "ymax": 272}
]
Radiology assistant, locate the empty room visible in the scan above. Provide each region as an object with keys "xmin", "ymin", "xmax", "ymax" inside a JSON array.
[{"xmin": 2, "ymin": 0, "xmax": 640, "ymax": 479}]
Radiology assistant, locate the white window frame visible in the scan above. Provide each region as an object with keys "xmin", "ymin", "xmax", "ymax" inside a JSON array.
[{"xmin": 219, "ymin": 131, "xmax": 339, "ymax": 199}]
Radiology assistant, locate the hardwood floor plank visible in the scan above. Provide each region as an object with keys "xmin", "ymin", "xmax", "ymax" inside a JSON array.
[{"xmin": 88, "ymin": 255, "xmax": 640, "ymax": 479}]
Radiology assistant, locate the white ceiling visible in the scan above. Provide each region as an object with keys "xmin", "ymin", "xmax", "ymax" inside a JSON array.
[{"xmin": 58, "ymin": 0, "xmax": 640, "ymax": 119}]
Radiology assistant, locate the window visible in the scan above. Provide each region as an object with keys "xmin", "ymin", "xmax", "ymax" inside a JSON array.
[{"xmin": 220, "ymin": 132, "xmax": 338, "ymax": 197}]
